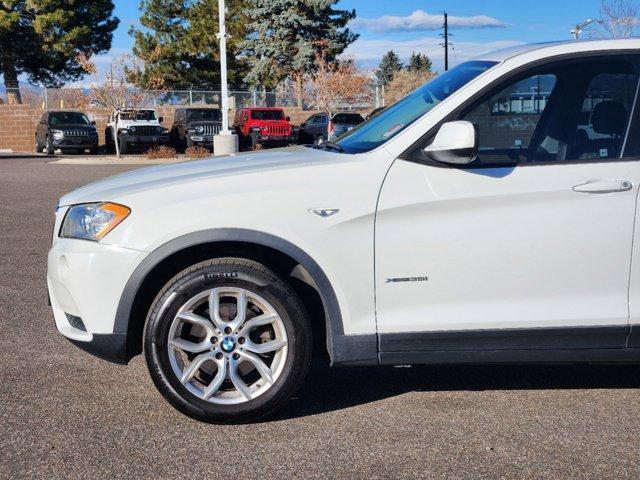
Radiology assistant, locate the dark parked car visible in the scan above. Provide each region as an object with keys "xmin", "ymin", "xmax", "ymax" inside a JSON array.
[
  {"xmin": 328, "ymin": 112, "xmax": 365, "ymax": 142},
  {"xmin": 171, "ymin": 107, "xmax": 222, "ymax": 151},
  {"xmin": 35, "ymin": 110, "xmax": 99, "ymax": 155},
  {"xmin": 298, "ymin": 113, "xmax": 329, "ymax": 144}
]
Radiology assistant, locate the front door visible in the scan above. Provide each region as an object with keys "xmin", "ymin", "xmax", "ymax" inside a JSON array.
[{"xmin": 376, "ymin": 56, "xmax": 640, "ymax": 354}]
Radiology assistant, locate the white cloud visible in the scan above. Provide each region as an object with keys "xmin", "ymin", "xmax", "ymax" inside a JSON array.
[
  {"xmin": 353, "ymin": 9, "xmax": 507, "ymax": 32},
  {"xmin": 344, "ymin": 37, "xmax": 523, "ymax": 71}
]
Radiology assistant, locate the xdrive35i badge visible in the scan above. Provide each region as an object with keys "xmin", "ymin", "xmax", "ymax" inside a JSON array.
[{"xmin": 386, "ymin": 276, "xmax": 429, "ymax": 283}]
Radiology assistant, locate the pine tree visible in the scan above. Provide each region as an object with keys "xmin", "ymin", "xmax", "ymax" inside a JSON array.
[
  {"xmin": 0, "ymin": 0, "xmax": 119, "ymax": 103},
  {"xmin": 129, "ymin": 0, "xmax": 249, "ymax": 89},
  {"xmin": 407, "ymin": 52, "xmax": 433, "ymax": 73},
  {"xmin": 240, "ymin": 0, "xmax": 358, "ymax": 106},
  {"xmin": 376, "ymin": 51, "xmax": 403, "ymax": 86}
]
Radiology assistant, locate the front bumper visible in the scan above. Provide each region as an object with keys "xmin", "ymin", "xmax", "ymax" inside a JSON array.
[
  {"xmin": 256, "ymin": 135, "xmax": 296, "ymax": 143},
  {"xmin": 52, "ymin": 138, "xmax": 98, "ymax": 149},
  {"xmin": 189, "ymin": 134, "xmax": 214, "ymax": 145},
  {"xmin": 47, "ymin": 237, "xmax": 147, "ymax": 364},
  {"xmin": 122, "ymin": 134, "xmax": 170, "ymax": 146}
]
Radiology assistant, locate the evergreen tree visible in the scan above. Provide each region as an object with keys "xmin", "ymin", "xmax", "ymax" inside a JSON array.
[
  {"xmin": 240, "ymin": 0, "xmax": 358, "ymax": 105},
  {"xmin": 407, "ymin": 52, "xmax": 433, "ymax": 73},
  {"xmin": 0, "ymin": 0, "xmax": 119, "ymax": 103},
  {"xmin": 376, "ymin": 50, "xmax": 403, "ymax": 86},
  {"xmin": 129, "ymin": 0, "xmax": 249, "ymax": 89}
]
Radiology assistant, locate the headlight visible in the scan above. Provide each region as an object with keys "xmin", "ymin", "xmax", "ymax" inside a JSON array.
[
  {"xmin": 128, "ymin": 126, "xmax": 137, "ymax": 134},
  {"xmin": 52, "ymin": 129, "xmax": 64, "ymax": 140},
  {"xmin": 159, "ymin": 127, "xmax": 169, "ymax": 134},
  {"xmin": 60, "ymin": 202, "xmax": 131, "ymax": 241},
  {"xmin": 195, "ymin": 126, "xmax": 204, "ymax": 134}
]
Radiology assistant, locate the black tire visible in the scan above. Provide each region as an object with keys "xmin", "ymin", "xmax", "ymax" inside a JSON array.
[
  {"xmin": 144, "ymin": 258, "xmax": 312, "ymax": 424},
  {"xmin": 45, "ymin": 137, "xmax": 54, "ymax": 155},
  {"xmin": 119, "ymin": 135, "xmax": 128, "ymax": 154},
  {"xmin": 89, "ymin": 147, "xmax": 99, "ymax": 155},
  {"xmin": 105, "ymin": 128, "xmax": 115, "ymax": 153}
]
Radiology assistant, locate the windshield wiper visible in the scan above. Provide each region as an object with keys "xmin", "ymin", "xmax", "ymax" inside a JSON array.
[{"xmin": 314, "ymin": 141, "xmax": 344, "ymax": 153}]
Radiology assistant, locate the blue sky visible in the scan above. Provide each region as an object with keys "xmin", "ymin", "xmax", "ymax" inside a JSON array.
[{"xmin": 107, "ymin": 0, "xmax": 608, "ymax": 73}]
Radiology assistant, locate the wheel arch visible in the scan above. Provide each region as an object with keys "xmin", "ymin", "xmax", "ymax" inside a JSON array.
[{"xmin": 115, "ymin": 229, "xmax": 377, "ymax": 366}]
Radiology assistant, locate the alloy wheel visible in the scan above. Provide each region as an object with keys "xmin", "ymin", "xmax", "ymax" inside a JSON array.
[{"xmin": 166, "ymin": 287, "xmax": 288, "ymax": 405}]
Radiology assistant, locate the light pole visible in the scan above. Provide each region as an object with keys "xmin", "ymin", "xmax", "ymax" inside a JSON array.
[
  {"xmin": 213, "ymin": 0, "xmax": 239, "ymax": 156},
  {"xmin": 571, "ymin": 18, "xmax": 601, "ymax": 39}
]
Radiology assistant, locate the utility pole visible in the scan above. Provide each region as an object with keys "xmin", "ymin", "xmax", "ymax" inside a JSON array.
[
  {"xmin": 213, "ymin": 0, "xmax": 239, "ymax": 155},
  {"xmin": 442, "ymin": 12, "xmax": 450, "ymax": 71}
]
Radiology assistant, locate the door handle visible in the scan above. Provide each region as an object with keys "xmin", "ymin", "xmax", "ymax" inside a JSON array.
[{"xmin": 573, "ymin": 179, "xmax": 633, "ymax": 193}]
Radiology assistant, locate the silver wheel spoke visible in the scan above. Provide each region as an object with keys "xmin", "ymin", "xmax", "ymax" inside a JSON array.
[
  {"xmin": 227, "ymin": 290, "xmax": 248, "ymax": 332},
  {"xmin": 239, "ymin": 351, "xmax": 274, "ymax": 384},
  {"xmin": 203, "ymin": 358, "xmax": 227, "ymax": 399},
  {"xmin": 244, "ymin": 338, "xmax": 287, "ymax": 355},
  {"xmin": 180, "ymin": 352, "xmax": 214, "ymax": 384},
  {"xmin": 229, "ymin": 359, "xmax": 252, "ymax": 400},
  {"xmin": 208, "ymin": 288, "xmax": 227, "ymax": 332},
  {"xmin": 239, "ymin": 313, "xmax": 279, "ymax": 334},
  {"xmin": 177, "ymin": 311, "xmax": 216, "ymax": 336},
  {"xmin": 169, "ymin": 337, "xmax": 212, "ymax": 353}
]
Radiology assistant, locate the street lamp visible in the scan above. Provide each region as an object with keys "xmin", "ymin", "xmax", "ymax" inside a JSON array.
[
  {"xmin": 213, "ymin": 0, "xmax": 239, "ymax": 156},
  {"xmin": 571, "ymin": 18, "xmax": 602, "ymax": 39}
]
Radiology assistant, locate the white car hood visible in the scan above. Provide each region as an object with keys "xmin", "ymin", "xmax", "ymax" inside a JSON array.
[{"xmin": 59, "ymin": 146, "xmax": 341, "ymax": 206}]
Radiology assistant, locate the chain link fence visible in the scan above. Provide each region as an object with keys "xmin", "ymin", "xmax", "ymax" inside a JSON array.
[{"xmin": 0, "ymin": 84, "xmax": 381, "ymax": 111}]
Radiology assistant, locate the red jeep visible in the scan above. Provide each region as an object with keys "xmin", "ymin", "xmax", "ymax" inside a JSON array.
[{"xmin": 234, "ymin": 107, "xmax": 296, "ymax": 148}]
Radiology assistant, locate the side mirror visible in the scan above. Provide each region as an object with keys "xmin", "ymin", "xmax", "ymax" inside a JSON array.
[
  {"xmin": 158, "ymin": 116, "xmax": 164, "ymax": 123},
  {"xmin": 286, "ymin": 116, "xmax": 291, "ymax": 122},
  {"xmin": 91, "ymin": 120, "xmax": 96, "ymax": 125},
  {"xmin": 423, "ymin": 121, "xmax": 478, "ymax": 165}
]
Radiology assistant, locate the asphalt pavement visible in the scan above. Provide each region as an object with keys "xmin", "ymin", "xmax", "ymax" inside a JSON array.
[{"xmin": 1, "ymin": 155, "xmax": 640, "ymax": 479}]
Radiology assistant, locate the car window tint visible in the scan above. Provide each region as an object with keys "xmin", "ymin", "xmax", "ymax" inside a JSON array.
[
  {"xmin": 458, "ymin": 58, "xmax": 639, "ymax": 166},
  {"xmin": 187, "ymin": 109, "xmax": 221, "ymax": 122},
  {"xmin": 462, "ymin": 75, "xmax": 557, "ymax": 166},
  {"xmin": 251, "ymin": 110, "xmax": 284, "ymax": 120},
  {"xmin": 49, "ymin": 112, "xmax": 91, "ymax": 125},
  {"xmin": 332, "ymin": 113, "xmax": 363, "ymax": 124}
]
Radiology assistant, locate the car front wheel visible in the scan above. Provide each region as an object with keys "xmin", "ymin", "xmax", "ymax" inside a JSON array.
[{"xmin": 144, "ymin": 258, "xmax": 312, "ymax": 423}]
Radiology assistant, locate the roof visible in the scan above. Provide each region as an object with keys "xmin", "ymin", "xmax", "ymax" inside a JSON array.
[{"xmin": 476, "ymin": 38, "xmax": 640, "ymax": 63}]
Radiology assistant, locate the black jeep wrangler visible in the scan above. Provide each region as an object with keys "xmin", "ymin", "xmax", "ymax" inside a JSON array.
[
  {"xmin": 35, "ymin": 111, "xmax": 99, "ymax": 155},
  {"xmin": 171, "ymin": 108, "xmax": 222, "ymax": 151}
]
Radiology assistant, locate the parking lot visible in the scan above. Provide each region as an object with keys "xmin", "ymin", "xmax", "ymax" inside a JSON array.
[{"xmin": 2, "ymin": 155, "xmax": 640, "ymax": 479}]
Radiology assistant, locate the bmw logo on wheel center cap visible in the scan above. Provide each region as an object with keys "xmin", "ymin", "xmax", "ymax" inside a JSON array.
[{"xmin": 221, "ymin": 336, "xmax": 236, "ymax": 353}]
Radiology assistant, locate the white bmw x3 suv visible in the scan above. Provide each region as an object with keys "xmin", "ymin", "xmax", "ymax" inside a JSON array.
[{"xmin": 48, "ymin": 40, "xmax": 640, "ymax": 423}]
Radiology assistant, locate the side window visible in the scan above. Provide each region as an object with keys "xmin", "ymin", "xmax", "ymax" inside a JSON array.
[
  {"xmin": 457, "ymin": 58, "xmax": 639, "ymax": 166},
  {"xmin": 572, "ymin": 73, "xmax": 638, "ymax": 160},
  {"xmin": 461, "ymin": 74, "xmax": 557, "ymax": 166}
]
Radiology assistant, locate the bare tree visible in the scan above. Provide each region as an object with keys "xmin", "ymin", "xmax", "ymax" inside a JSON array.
[
  {"xmin": 385, "ymin": 70, "xmax": 437, "ymax": 105},
  {"xmin": 77, "ymin": 54, "xmax": 149, "ymax": 110},
  {"xmin": 306, "ymin": 47, "xmax": 371, "ymax": 118},
  {"xmin": 588, "ymin": 0, "xmax": 639, "ymax": 38}
]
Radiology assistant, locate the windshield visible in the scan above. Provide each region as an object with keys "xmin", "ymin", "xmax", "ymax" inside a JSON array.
[
  {"xmin": 251, "ymin": 110, "xmax": 284, "ymax": 120},
  {"xmin": 49, "ymin": 112, "xmax": 90, "ymax": 125},
  {"xmin": 336, "ymin": 60, "xmax": 498, "ymax": 153},
  {"xmin": 120, "ymin": 110, "xmax": 156, "ymax": 121},
  {"xmin": 187, "ymin": 109, "xmax": 221, "ymax": 122},
  {"xmin": 332, "ymin": 113, "xmax": 364, "ymax": 124}
]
